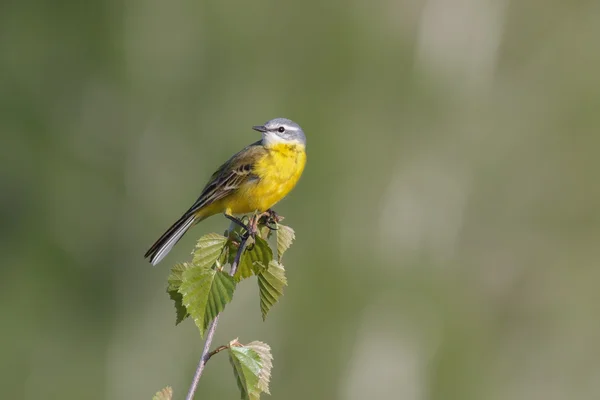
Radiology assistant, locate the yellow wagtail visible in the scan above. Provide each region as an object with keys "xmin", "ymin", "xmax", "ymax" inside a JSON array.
[{"xmin": 145, "ymin": 117, "xmax": 307, "ymax": 265}]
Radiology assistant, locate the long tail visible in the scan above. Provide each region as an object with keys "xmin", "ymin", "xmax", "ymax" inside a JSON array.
[{"xmin": 145, "ymin": 213, "xmax": 200, "ymax": 266}]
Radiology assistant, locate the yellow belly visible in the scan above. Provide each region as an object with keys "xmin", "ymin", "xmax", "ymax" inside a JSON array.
[{"xmin": 220, "ymin": 143, "xmax": 306, "ymax": 215}]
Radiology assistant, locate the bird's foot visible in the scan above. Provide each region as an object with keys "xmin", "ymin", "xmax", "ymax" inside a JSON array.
[
  {"xmin": 258, "ymin": 209, "xmax": 281, "ymax": 231},
  {"xmin": 267, "ymin": 209, "xmax": 283, "ymax": 223}
]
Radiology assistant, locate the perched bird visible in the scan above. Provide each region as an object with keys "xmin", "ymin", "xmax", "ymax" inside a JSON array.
[{"xmin": 144, "ymin": 118, "xmax": 307, "ymax": 266}]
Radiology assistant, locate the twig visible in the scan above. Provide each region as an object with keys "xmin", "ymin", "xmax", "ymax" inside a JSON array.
[
  {"xmin": 184, "ymin": 316, "xmax": 220, "ymax": 400},
  {"xmin": 207, "ymin": 345, "xmax": 229, "ymax": 360},
  {"xmin": 184, "ymin": 223, "xmax": 252, "ymax": 400}
]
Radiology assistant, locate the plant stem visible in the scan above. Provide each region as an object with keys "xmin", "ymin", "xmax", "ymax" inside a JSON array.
[
  {"xmin": 184, "ymin": 226, "xmax": 251, "ymax": 400},
  {"xmin": 207, "ymin": 345, "xmax": 229, "ymax": 360},
  {"xmin": 184, "ymin": 316, "xmax": 220, "ymax": 400}
]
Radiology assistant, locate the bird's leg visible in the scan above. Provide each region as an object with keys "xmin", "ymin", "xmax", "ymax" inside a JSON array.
[
  {"xmin": 225, "ymin": 214, "xmax": 263, "ymax": 245},
  {"xmin": 249, "ymin": 212, "xmax": 263, "ymax": 235},
  {"xmin": 235, "ymin": 213, "xmax": 264, "ymax": 251},
  {"xmin": 225, "ymin": 214, "xmax": 251, "ymax": 235}
]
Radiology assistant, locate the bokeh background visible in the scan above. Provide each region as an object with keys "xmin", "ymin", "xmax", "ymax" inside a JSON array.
[{"xmin": 2, "ymin": 0, "xmax": 600, "ymax": 399}]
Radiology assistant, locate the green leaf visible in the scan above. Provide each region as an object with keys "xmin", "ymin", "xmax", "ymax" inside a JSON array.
[
  {"xmin": 167, "ymin": 263, "xmax": 191, "ymax": 324},
  {"xmin": 152, "ymin": 386, "xmax": 173, "ymax": 400},
  {"xmin": 228, "ymin": 339, "xmax": 273, "ymax": 400},
  {"xmin": 179, "ymin": 266, "xmax": 236, "ymax": 337},
  {"xmin": 235, "ymin": 236, "xmax": 273, "ymax": 282},
  {"xmin": 234, "ymin": 254, "xmax": 255, "ymax": 281},
  {"xmin": 167, "ymin": 262, "xmax": 188, "ymax": 291},
  {"xmin": 192, "ymin": 233, "xmax": 228, "ymax": 269},
  {"xmin": 276, "ymin": 224, "xmax": 295, "ymax": 261},
  {"xmin": 246, "ymin": 341, "xmax": 273, "ymax": 394},
  {"xmin": 168, "ymin": 290, "xmax": 189, "ymax": 325},
  {"xmin": 257, "ymin": 260, "xmax": 287, "ymax": 320}
]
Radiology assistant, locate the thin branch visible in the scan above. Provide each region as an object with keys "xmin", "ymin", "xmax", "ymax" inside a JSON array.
[
  {"xmin": 184, "ymin": 316, "xmax": 220, "ymax": 400},
  {"xmin": 207, "ymin": 345, "xmax": 229, "ymax": 361},
  {"xmin": 184, "ymin": 224, "xmax": 252, "ymax": 400}
]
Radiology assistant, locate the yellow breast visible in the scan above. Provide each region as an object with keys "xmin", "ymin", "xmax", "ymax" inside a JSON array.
[{"xmin": 228, "ymin": 143, "xmax": 306, "ymax": 214}]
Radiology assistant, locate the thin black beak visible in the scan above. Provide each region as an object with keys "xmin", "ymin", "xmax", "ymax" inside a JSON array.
[{"xmin": 252, "ymin": 125, "xmax": 267, "ymax": 133}]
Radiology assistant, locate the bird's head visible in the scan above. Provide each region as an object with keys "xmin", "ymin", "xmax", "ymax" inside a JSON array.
[{"xmin": 253, "ymin": 118, "xmax": 306, "ymax": 147}]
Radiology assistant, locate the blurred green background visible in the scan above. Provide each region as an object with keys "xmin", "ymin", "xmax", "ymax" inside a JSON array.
[{"xmin": 2, "ymin": 0, "xmax": 600, "ymax": 399}]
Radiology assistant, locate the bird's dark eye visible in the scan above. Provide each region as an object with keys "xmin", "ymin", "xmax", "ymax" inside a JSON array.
[{"xmin": 278, "ymin": 126, "xmax": 285, "ymax": 133}]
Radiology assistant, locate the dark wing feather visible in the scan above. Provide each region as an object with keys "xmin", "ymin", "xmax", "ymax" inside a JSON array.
[{"xmin": 185, "ymin": 140, "xmax": 266, "ymax": 215}]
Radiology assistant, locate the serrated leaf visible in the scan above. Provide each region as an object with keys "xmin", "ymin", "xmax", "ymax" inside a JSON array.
[
  {"xmin": 276, "ymin": 224, "xmax": 295, "ymax": 261},
  {"xmin": 257, "ymin": 260, "xmax": 287, "ymax": 320},
  {"xmin": 167, "ymin": 263, "xmax": 191, "ymax": 324},
  {"xmin": 168, "ymin": 290, "xmax": 189, "ymax": 325},
  {"xmin": 228, "ymin": 339, "xmax": 272, "ymax": 400},
  {"xmin": 152, "ymin": 386, "xmax": 173, "ymax": 400},
  {"xmin": 235, "ymin": 236, "xmax": 273, "ymax": 282},
  {"xmin": 167, "ymin": 262, "xmax": 188, "ymax": 291},
  {"xmin": 192, "ymin": 233, "xmax": 228, "ymax": 269},
  {"xmin": 179, "ymin": 266, "xmax": 236, "ymax": 337},
  {"xmin": 246, "ymin": 341, "xmax": 273, "ymax": 394},
  {"xmin": 234, "ymin": 257, "xmax": 255, "ymax": 281}
]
